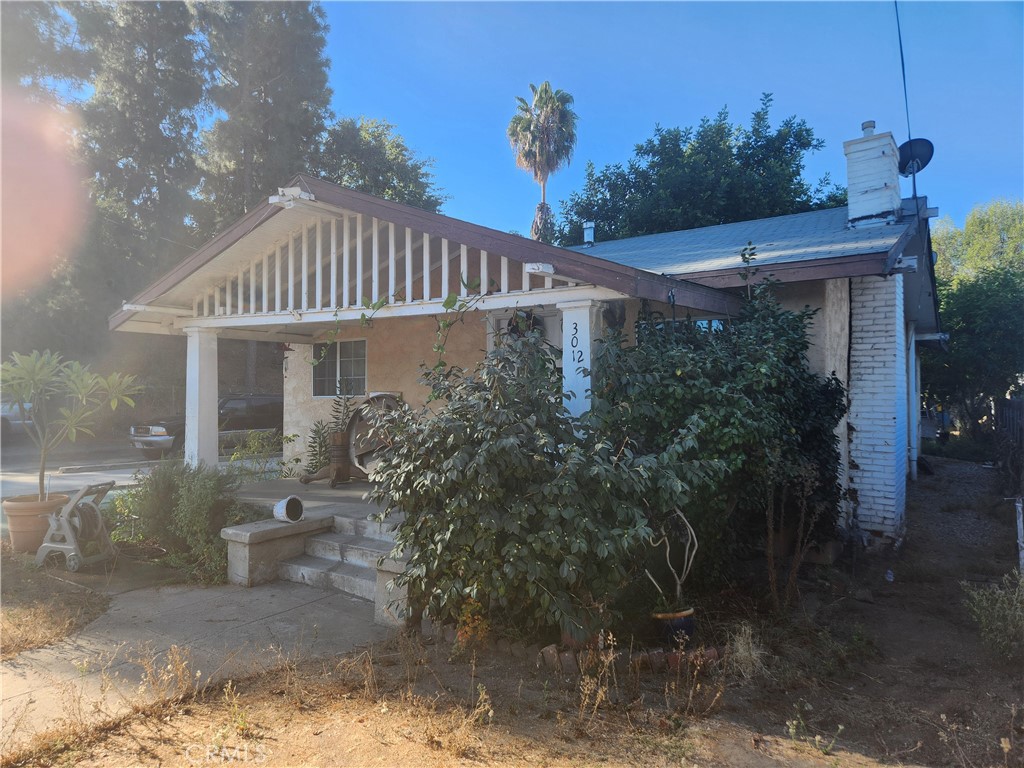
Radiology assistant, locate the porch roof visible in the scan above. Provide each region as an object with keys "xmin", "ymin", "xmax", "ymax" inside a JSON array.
[{"xmin": 109, "ymin": 174, "xmax": 741, "ymax": 339}]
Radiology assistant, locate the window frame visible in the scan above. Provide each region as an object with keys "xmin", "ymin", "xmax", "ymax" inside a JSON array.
[{"xmin": 312, "ymin": 339, "xmax": 368, "ymax": 398}]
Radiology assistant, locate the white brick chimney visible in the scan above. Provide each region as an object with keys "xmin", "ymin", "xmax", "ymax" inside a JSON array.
[{"xmin": 843, "ymin": 120, "xmax": 901, "ymax": 227}]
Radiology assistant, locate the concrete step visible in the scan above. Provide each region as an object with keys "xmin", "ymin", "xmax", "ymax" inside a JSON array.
[
  {"xmin": 278, "ymin": 554, "xmax": 375, "ymax": 602},
  {"xmin": 331, "ymin": 510, "xmax": 402, "ymax": 542},
  {"xmin": 305, "ymin": 532, "xmax": 394, "ymax": 568}
]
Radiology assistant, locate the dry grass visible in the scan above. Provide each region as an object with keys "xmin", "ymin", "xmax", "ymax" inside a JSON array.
[{"xmin": 0, "ymin": 544, "xmax": 109, "ymax": 660}]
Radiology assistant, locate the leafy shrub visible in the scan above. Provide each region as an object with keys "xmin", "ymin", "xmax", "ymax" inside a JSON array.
[
  {"xmin": 369, "ymin": 331, "xmax": 718, "ymax": 641},
  {"xmin": 114, "ymin": 462, "xmax": 263, "ymax": 582},
  {"xmin": 590, "ymin": 282, "xmax": 846, "ymax": 599},
  {"xmin": 228, "ymin": 430, "xmax": 302, "ymax": 480},
  {"xmin": 921, "ymin": 433, "xmax": 998, "ymax": 463},
  {"xmin": 962, "ymin": 570, "xmax": 1024, "ymax": 662}
]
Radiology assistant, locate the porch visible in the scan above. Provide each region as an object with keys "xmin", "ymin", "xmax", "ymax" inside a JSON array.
[{"xmin": 111, "ymin": 176, "xmax": 740, "ymax": 469}]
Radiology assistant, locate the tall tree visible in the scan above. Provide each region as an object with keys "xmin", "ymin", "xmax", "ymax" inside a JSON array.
[
  {"xmin": 922, "ymin": 201, "xmax": 1024, "ymax": 436},
  {"xmin": 0, "ymin": 2, "xmax": 83, "ymax": 96},
  {"xmin": 931, "ymin": 200, "xmax": 1024, "ymax": 285},
  {"xmin": 73, "ymin": 2, "xmax": 205, "ymax": 255},
  {"xmin": 315, "ymin": 117, "xmax": 446, "ymax": 213},
  {"xmin": 3, "ymin": 2, "xmax": 206, "ymax": 361},
  {"xmin": 557, "ymin": 94, "xmax": 844, "ymax": 246},
  {"xmin": 195, "ymin": 1, "xmax": 332, "ymax": 235},
  {"xmin": 507, "ymin": 81, "xmax": 578, "ymax": 243}
]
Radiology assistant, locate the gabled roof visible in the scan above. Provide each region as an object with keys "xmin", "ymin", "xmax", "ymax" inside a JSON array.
[
  {"xmin": 568, "ymin": 205, "xmax": 918, "ymax": 289},
  {"xmin": 109, "ymin": 174, "xmax": 741, "ymax": 333}
]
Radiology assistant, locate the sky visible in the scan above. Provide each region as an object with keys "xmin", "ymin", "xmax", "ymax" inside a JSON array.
[{"xmin": 320, "ymin": 1, "xmax": 1024, "ymax": 236}]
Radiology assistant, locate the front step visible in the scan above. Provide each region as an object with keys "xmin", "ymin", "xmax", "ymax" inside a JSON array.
[
  {"xmin": 331, "ymin": 508, "xmax": 402, "ymax": 542},
  {"xmin": 278, "ymin": 554, "xmax": 376, "ymax": 601},
  {"xmin": 277, "ymin": 504, "xmax": 401, "ymax": 602},
  {"xmin": 305, "ymin": 532, "xmax": 392, "ymax": 568}
]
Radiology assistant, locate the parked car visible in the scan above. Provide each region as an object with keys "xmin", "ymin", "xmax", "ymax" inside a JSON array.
[
  {"xmin": 1, "ymin": 400, "xmax": 32, "ymax": 440},
  {"xmin": 129, "ymin": 394, "xmax": 283, "ymax": 459}
]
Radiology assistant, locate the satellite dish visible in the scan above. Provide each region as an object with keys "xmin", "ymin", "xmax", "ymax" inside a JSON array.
[{"xmin": 898, "ymin": 138, "xmax": 934, "ymax": 177}]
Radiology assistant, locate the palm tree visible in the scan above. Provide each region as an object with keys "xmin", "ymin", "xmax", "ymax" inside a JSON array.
[{"xmin": 507, "ymin": 81, "xmax": 578, "ymax": 241}]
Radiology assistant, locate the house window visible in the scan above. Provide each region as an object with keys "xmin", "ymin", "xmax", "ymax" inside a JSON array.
[{"xmin": 312, "ymin": 340, "xmax": 367, "ymax": 397}]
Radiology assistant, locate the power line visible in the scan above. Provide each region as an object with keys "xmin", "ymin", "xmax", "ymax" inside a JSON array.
[{"xmin": 894, "ymin": 0, "xmax": 913, "ymax": 144}]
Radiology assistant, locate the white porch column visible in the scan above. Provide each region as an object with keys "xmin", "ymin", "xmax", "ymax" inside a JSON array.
[
  {"xmin": 558, "ymin": 300, "xmax": 601, "ymax": 417},
  {"xmin": 184, "ymin": 327, "xmax": 219, "ymax": 467}
]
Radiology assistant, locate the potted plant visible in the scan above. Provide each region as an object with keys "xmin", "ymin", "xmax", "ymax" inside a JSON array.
[
  {"xmin": 645, "ymin": 507, "xmax": 699, "ymax": 644},
  {"xmin": 1, "ymin": 350, "xmax": 140, "ymax": 553}
]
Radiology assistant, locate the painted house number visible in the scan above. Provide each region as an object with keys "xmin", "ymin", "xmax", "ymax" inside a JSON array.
[{"xmin": 570, "ymin": 322, "xmax": 584, "ymax": 363}]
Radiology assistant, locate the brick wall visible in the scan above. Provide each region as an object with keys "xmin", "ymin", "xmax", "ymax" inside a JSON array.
[{"xmin": 847, "ymin": 275, "xmax": 907, "ymax": 540}]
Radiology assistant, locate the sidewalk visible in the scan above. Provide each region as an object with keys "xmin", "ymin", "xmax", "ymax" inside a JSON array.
[{"xmin": 0, "ymin": 558, "xmax": 387, "ymax": 754}]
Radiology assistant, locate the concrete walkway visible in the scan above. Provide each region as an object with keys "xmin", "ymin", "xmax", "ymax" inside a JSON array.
[{"xmin": 0, "ymin": 557, "xmax": 387, "ymax": 754}]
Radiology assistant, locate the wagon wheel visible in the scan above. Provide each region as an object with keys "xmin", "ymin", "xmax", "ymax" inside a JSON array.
[{"xmin": 347, "ymin": 394, "xmax": 400, "ymax": 477}]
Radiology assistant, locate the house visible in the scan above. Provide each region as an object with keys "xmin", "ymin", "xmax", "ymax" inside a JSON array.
[{"xmin": 110, "ymin": 120, "xmax": 941, "ymax": 546}]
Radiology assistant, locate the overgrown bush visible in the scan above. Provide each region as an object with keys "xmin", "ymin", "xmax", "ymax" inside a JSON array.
[
  {"xmin": 114, "ymin": 463, "xmax": 263, "ymax": 582},
  {"xmin": 921, "ymin": 433, "xmax": 998, "ymax": 463},
  {"xmin": 590, "ymin": 282, "xmax": 846, "ymax": 601},
  {"xmin": 962, "ymin": 570, "xmax": 1024, "ymax": 662},
  {"xmin": 369, "ymin": 331, "xmax": 719, "ymax": 641}
]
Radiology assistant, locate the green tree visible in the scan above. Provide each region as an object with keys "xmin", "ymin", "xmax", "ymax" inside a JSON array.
[
  {"xmin": 315, "ymin": 117, "xmax": 446, "ymax": 212},
  {"xmin": 507, "ymin": 81, "xmax": 579, "ymax": 243},
  {"xmin": 922, "ymin": 266, "xmax": 1024, "ymax": 436},
  {"xmin": 557, "ymin": 94, "xmax": 844, "ymax": 245},
  {"xmin": 932, "ymin": 200, "xmax": 1024, "ymax": 285},
  {"xmin": 0, "ymin": 2, "xmax": 83, "ymax": 95},
  {"xmin": 195, "ymin": 1, "xmax": 333, "ymax": 234},
  {"xmin": 73, "ymin": 1, "xmax": 205, "ymax": 259},
  {"xmin": 923, "ymin": 201, "xmax": 1024, "ymax": 436},
  {"xmin": 3, "ymin": 2, "xmax": 206, "ymax": 361}
]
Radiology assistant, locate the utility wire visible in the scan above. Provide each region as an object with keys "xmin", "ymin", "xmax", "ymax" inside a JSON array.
[
  {"xmin": 894, "ymin": 0, "xmax": 919, "ymax": 198},
  {"xmin": 894, "ymin": 0, "xmax": 913, "ymax": 144}
]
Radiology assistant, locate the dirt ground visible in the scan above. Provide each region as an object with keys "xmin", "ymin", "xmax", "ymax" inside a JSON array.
[
  {"xmin": 2, "ymin": 456, "xmax": 1022, "ymax": 768},
  {"xmin": 0, "ymin": 545, "xmax": 110, "ymax": 660}
]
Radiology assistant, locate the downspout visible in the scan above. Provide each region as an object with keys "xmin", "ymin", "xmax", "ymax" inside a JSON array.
[{"xmin": 907, "ymin": 321, "xmax": 918, "ymax": 480}]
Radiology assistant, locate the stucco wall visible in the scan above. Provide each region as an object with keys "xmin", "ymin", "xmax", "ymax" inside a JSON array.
[{"xmin": 283, "ymin": 311, "xmax": 488, "ymax": 462}]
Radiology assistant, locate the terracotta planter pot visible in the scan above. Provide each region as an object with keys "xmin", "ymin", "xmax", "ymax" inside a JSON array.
[{"xmin": 3, "ymin": 494, "xmax": 69, "ymax": 554}]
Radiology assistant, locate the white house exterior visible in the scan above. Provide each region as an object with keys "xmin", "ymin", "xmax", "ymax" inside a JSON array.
[{"xmin": 111, "ymin": 121, "xmax": 940, "ymax": 545}]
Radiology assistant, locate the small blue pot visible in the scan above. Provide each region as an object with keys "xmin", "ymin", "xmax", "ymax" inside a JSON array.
[{"xmin": 652, "ymin": 608, "xmax": 696, "ymax": 645}]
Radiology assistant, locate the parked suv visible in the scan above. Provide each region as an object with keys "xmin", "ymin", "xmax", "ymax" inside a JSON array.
[{"xmin": 129, "ymin": 394, "xmax": 283, "ymax": 459}]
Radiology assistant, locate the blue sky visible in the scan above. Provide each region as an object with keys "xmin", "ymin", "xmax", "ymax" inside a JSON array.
[{"xmin": 321, "ymin": 1, "xmax": 1023, "ymax": 236}]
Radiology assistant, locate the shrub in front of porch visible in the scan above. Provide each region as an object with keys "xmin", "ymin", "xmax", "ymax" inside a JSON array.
[
  {"xmin": 590, "ymin": 283, "xmax": 846, "ymax": 607},
  {"xmin": 113, "ymin": 462, "xmax": 263, "ymax": 582},
  {"xmin": 368, "ymin": 332, "xmax": 718, "ymax": 642}
]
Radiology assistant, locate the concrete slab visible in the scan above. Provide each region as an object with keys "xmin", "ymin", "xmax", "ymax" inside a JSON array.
[{"xmin": 0, "ymin": 574, "xmax": 387, "ymax": 755}]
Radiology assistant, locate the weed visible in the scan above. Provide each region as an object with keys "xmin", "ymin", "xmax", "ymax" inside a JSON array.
[
  {"xmin": 962, "ymin": 569, "xmax": 1024, "ymax": 662},
  {"xmin": 423, "ymin": 684, "xmax": 493, "ymax": 758},
  {"xmin": 221, "ymin": 680, "xmax": 254, "ymax": 738},
  {"xmin": 576, "ymin": 640, "xmax": 617, "ymax": 730},
  {"xmin": 664, "ymin": 650, "xmax": 723, "ymax": 719},
  {"xmin": 786, "ymin": 699, "xmax": 844, "ymax": 755},
  {"xmin": 335, "ymin": 649, "xmax": 379, "ymax": 700},
  {"xmin": 728, "ymin": 621, "xmax": 770, "ymax": 679}
]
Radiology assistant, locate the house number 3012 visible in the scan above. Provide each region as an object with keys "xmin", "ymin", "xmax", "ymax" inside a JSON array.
[{"xmin": 570, "ymin": 322, "xmax": 584, "ymax": 364}]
